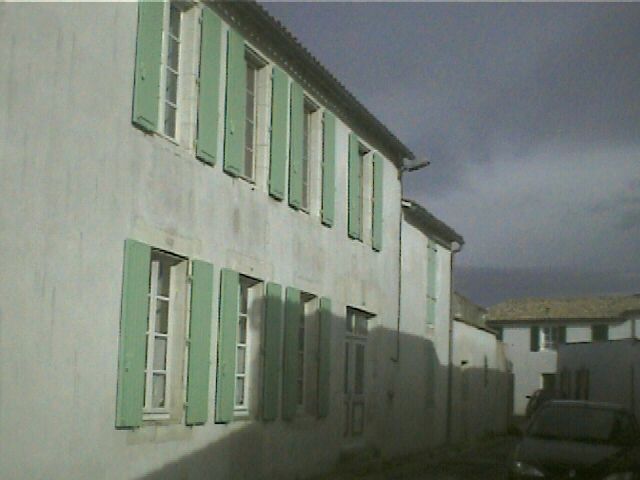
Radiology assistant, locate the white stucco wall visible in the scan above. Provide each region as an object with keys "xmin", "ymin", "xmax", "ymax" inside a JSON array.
[
  {"xmin": 558, "ymin": 340, "xmax": 640, "ymax": 419},
  {"xmin": 389, "ymin": 217, "xmax": 452, "ymax": 456},
  {"xmin": 501, "ymin": 327, "xmax": 556, "ymax": 416},
  {"xmin": 450, "ymin": 321, "xmax": 511, "ymax": 443},
  {"xmin": 0, "ymin": 4, "xmax": 409, "ymax": 479}
]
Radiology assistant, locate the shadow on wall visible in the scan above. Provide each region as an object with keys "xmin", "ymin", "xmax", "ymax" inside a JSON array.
[{"xmin": 135, "ymin": 297, "xmax": 512, "ymax": 480}]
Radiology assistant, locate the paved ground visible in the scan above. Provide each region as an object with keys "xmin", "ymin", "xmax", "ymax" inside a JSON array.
[{"xmin": 322, "ymin": 435, "xmax": 518, "ymax": 480}]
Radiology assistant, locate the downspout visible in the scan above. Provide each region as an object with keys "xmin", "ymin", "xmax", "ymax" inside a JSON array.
[
  {"xmin": 446, "ymin": 241, "xmax": 463, "ymax": 444},
  {"xmin": 392, "ymin": 159, "xmax": 429, "ymax": 363}
]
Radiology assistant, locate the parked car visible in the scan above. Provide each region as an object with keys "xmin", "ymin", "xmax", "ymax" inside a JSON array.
[
  {"xmin": 510, "ymin": 400, "xmax": 640, "ymax": 479},
  {"xmin": 525, "ymin": 388, "xmax": 559, "ymax": 418}
]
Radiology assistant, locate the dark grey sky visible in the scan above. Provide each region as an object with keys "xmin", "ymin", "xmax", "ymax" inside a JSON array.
[{"xmin": 263, "ymin": 2, "xmax": 640, "ymax": 306}]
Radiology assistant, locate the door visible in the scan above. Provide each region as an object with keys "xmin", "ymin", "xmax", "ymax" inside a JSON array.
[{"xmin": 344, "ymin": 308, "xmax": 369, "ymax": 442}]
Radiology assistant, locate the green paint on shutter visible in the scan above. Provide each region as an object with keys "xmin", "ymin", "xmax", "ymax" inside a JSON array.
[
  {"xmin": 269, "ymin": 67, "xmax": 289, "ymax": 200},
  {"xmin": 132, "ymin": 0, "xmax": 163, "ymax": 132},
  {"xmin": 558, "ymin": 326, "xmax": 567, "ymax": 344},
  {"xmin": 262, "ymin": 283, "xmax": 283, "ymax": 420},
  {"xmin": 348, "ymin": 133, "xmax": 362, "ymax": 239},
  {"xmin": 282, "ymin": 286, "xmax": 301, "ymax": 420},
  {"xmin": 426, "ymin": 239, "xmax": 437, "ymax": 326},
  {"xmin": 215, "ymin": 268, "xmax": 239, "ymax": 423},
  {"xmin": 288, "ymin": 82, "xmax": 304, "ymax": 209},
  {"xmin": 321, "ymin": 111, "xmax": 336, "ymax": 227},
  {"xmin": 116, "ymin": 239, "xmax": 151, "ymax": 428},
  {"xmin": 317, "ymin": 297, "xmax": 332, "ymax": 418},
  {"xmin": 196, "ymin": 7, "xmax": 222, "ymax": 166},
  {"xmin": 530, "ymin": 326, "xmax": 540, "ymax": 352},
  {"xmin": 223, "ymin": 29, "xmax": 246, "ymax": 177},
  {"xmin": 372, "ymin": 153, "xmax": 384, "ymax": 251},
  {"xmin": 186, "ymin": 260, "xmax": 214, "ymax": 425}
]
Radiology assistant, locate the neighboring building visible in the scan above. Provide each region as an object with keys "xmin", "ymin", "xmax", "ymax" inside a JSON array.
[
  {"xmin": 395, "ymin": 199, "xmax": 463, "ymax": 453},
  {"xmin": 487, "ymin": 295, "xmax": 640, "ymax": 416},
  {"xmin": 450, "ymin": 293, "xmax": 513, "ymax": 443},
  {"xmin": 0, "ymin": 2, "xmax": 483, "ymax": 479},
  {"xmin": 557, "ymin": 339, "xmax": 640, "ymax": 420}
]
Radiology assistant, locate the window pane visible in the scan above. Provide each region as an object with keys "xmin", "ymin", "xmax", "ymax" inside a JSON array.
[
  {"xmin": 169, "ymin": 4, "xmax": 181, "ymax": 38},
  {"xmin": 153, "ymin": 336, "xmax": 167, "ymax": 370},
  {"xmin": 239, "ymin": 284, "xmax": 248, "ymax": 314},
  {"xmin": 356, "ymin": 317, "xmax": 368, "ymax": 336},
  {"xmin": 235, "ymin": 377, "xmax": 245, "ymax": 406},
  {"xmin": 238, "ymin": 316, "xmax": 247, "ymax": 344},
  {"xmin": 355, "ymin": 344, "xmax": 365, "ymax": 394},
  {"xmin": 346, "ymin": 311, "xmax": 354, "ymax": 332},
  {"xmin": 166, "ymin": 70, "xmax": 178, "ymax": 105},
  {"xmin": 156, "ymin": 257, "xmax": 171, "ymax": 297},
  {"xmin": 155, "ymin": 299, "xmax": 169, "ymax": 334},
  {"xmin": 164, "ymin": 105, "xmax": 176, "ymax": 138},
  {"xmin": 152, "ymin": 374, "xmax": 166, "ymax": 408},
  {"xmin": 167, "ymin": 37, "xmax": 179, "ymax": 71},
  {"xmin": 236, "ymin": 346, "xmax": 246, "ymax": 374}
]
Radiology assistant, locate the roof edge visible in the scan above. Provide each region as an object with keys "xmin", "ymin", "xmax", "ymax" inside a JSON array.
[{"xmin": 402, "ymin": 199, "xmax": 464, "ymax": 246}]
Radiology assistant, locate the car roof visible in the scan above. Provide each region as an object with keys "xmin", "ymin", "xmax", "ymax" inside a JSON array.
[{"xmin": 543, "ymin": 400, "xmax": 629, "ymax": 412}]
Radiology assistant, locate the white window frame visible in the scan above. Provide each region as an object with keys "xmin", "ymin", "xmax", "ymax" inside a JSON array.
[
  {"xmin": 143, "ymin": 249, "xmax": 188, "ymax": 422},
  {"xmin": 540, "ymin": 326, "xmax": 558, "ymax": 351},
  {"xmin": 242, "ymin": 49, "xmax": 268, "ymax": 183},
  {"xmin": 301, "ymin": 97, "xmax": 320, "ymax": 213},
  {"xmin": 158, "ymin": 1, "xmax": 182, "ymax": 142},
  {"xmin": 233, "ymin": 275, "xmax": 262, "ymax": 415}
]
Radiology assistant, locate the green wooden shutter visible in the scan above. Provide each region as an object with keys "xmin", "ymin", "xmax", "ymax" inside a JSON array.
[
  {"xmin": 288, "ymin": 82, "xmax": 304, "ymax": 209},
  {"xmin": 558, "ymin": 326, "xmax": 567, "ymax": 345},
  {"xmin": 132, "ymin": 0, "xmax": 164, "ymax": 132},
  {"xmin": 426, "ymin": 239, "xmax": 437, "ymax": 326},
  {"xmin": 282, "ymin": 286, "xmax": 301, "ymax": 420},
  {"xmin": 321, "ymin": 111, "xmax": 336, "ymax": 227},
  {"xmin": 425, "ymin": 340, "xmax": 436, "ymax": 407},
  {"xmin": 215, "ymin": 268, "xmax": 239, "ymax": 423},
  {"xmin": 196, "ymin": 7, "xmax": 222, "ymax": 165},
  {"xmin": 185, "ymin": 260, "xmax": 214, "ymax": 425},
  {"xmin": 348, "ymin": 133, "xmax": 362, "ymax": 239},
  {"xmin": 372, "ymin": 153, "xmax": 384, "ymax": 251},
  {"xmin": 223, "ymin": 29, "xmax": 246, "ymax": 177},
  {"xmin": 116, "ymin": 239, "xmax": 151, "ymax": 428},
  {"xmin": 269, "ymin": 67, "xmax": 288, "ymax": 200},
  {"xmin": 317, "ymin": 297, "xmax": 332, "ymax": 418},
  {"xmin": 530, "ymin": 326, "xmax": 540, "ymax": 352},
  {"xmin": 262, "ymin": 283, "xmax": 283, "ymax": 420}
]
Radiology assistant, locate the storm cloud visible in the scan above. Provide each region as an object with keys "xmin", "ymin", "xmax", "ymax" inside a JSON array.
[{"xmin": 263, "ymin": 2, "xmax": 640, "ymax": 306}]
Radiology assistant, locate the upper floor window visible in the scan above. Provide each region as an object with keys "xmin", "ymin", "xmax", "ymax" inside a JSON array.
[
  {"xmin": 160, "ymin": 2, "xmax": 182, "ymax": 139},
  {"xmin": 243, "ymin": 51, "xmax": 266, "ymax": 182},
  {"xmin": 301, "ymin": 98, "xmax": 320, "ymax": 211}
]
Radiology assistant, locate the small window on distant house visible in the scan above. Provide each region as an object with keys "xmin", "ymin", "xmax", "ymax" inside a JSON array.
[
  {"xmin": 540, "ymin": 327, "xmax": 559, "ymax": 351},
  {"xmin": 592, "ymin": 324, "xmax": 608, "ymax": 342}
]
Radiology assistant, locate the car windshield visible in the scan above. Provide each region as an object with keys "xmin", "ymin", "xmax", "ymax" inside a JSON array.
[{"xmin": 527, "ymin": 405, "xmax": 634, "ymax": 444}]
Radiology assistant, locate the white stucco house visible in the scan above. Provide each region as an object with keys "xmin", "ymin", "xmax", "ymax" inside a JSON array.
[
  {"xmin": 0, "ymin": 1, "xmax": 499, "ymax": 479},
  {"xmin": 450, "ymin": 293, "xmax": 513, "ymax": 442},
  {"xmin": 487, "ymin": 295, "xmax": 640, "ymax": 416}
]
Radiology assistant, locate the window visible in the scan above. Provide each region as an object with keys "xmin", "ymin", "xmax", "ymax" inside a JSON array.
[
  {"xmin": 144, "ymin": 250, "xmax": 188, "ymax": 419},
  {"xmin": 243, "ymin": 51, "xmax": 266, "ymax": 181},
  {"xmin": 297, "ymin": 292, "xmax": 319, "ymax": 413},
  {"xmin": 234, "ymin": 275, "xmax": 262, "ymax": 413},
  {"xmin": 301, "ymin": 99, "xmax": 319, "ymax": 211},
  {"xmin": 159, "ymin": 2, "xmax": 182, "ymax": 139},
  {"xmin": 540, "ymin": 327, "xmax": 557, "ymax": 351},
  {"xmin": 358, "ymin": 145, "xmax": 367, "ymax": 233},
  {"xmin": 592, "ymin": 324, "xmax": 608, "ymax": 342}
]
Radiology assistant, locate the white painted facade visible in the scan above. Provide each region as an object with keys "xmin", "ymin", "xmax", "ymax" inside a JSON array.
[
  {"xmin": 495, "ymin": 316, "xmax": 640, "ymax": 416},
  {"xmin": 0, "ymin": 3, "xmax": 469, "ymax": 479},
  {"xmin": 450, "ymin": 320, "xmax": 511, "ymax": 443}
]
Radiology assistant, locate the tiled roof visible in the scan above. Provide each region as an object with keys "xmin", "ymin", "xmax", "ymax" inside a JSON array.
[
  {"xmin": 213, "ymin": 1, "xmax": 415, "ymax": 166},
  {"xmin": 487, "ymin": 294, "xmax": 640, "ymax": 323},
  {"xmin": 402, "ymin": 199, "xmax": 464, "ymax": 246}
]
